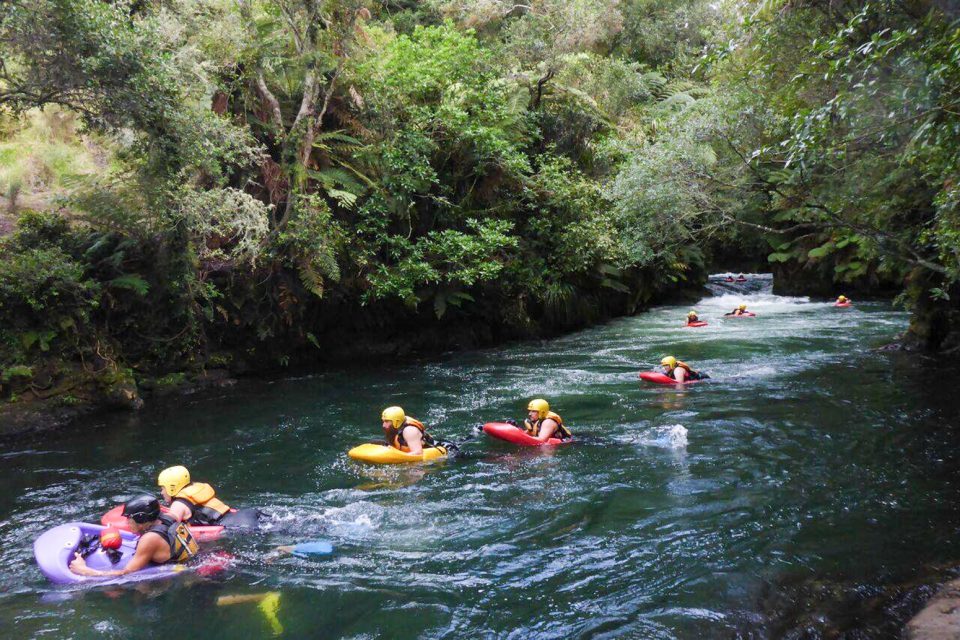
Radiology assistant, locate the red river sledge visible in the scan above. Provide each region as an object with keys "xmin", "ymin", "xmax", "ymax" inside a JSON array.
[
  {"xmin": 639, "ymin": 371, "xmax": 702, "ymax": 385},
  {"xmin": 482, "ymin": 422, "xmax": 570, "ymax": 446}
]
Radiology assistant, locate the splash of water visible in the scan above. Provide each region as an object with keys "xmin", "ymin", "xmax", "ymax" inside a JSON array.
[{"xmin": 638, "ymin": 424, "xmax": 688, "ymax": 449}]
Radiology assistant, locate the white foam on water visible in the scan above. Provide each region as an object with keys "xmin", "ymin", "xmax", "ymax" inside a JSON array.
[
  {"xmin": 258, "ymin": 500, "xmax": 383, "ymax": 536},
  {"xmin": 737, "ymin": 365, "xmax": 780, "ymax": 377},
  {"xmin": 638, "ymin": 424, "xmax": 688, "ymax": 449},
  {"xmin": 94, "ymin": 621, "xmax": 122, "ymax": 633},
  {"xmin": 339, "ymin": 512, "xmax": 375, "ymax": 528},
  {"xmin": 709, "ymin": 272, "xmax": 772, "ymax": 280},
  {"xmin": 699, "ymin": 292, "xmax": 810, "ymax": 312}
]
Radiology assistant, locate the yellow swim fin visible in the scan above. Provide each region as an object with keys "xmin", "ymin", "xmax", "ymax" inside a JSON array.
[
  {"xmin": 258, "ymin": 592, "xmax": 283, "ymax": 636},
  {"xmin": 217, "ymin": 591, "xmax": 283, "ymax": 636}
]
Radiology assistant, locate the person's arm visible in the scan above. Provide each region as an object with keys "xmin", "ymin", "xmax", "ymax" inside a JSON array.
[
  {"xmin": 167, "ymin": 500, "xmax": 192, "ymax": 522},
  {"xmin": 673, "ymin": 368, "xmax": 687, "ymax": 382},
  {"xmin": 69, "ymin": 534, "xmax": 162, "ymax": 577},
  {"xmin": 402, "ymin": 426, "xmax": 424, "ymax": 455},
  {"xmin": 275, "ymin": 541, "xmax": 334, "ymax": 557},
  {"xmin": 534, "ymin": 419, "xmax": 558, "ymax": 442}
]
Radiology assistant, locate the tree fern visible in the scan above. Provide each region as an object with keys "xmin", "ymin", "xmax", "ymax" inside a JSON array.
[
  {"xmin": 307, "ymin": 130, "xmax": 373, "ymax": 210},
  {"xmin": 107, "ymin": 274, "xmax": 150, "ymax": 296}
]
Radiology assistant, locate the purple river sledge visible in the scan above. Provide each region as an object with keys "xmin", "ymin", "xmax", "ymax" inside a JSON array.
[{"xmin": 34, "ymin": 522, "xmax": 197, "ymax": 586}]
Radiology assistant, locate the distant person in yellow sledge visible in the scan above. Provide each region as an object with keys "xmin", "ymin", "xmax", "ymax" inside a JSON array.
[{"xmin": 381, "ymin": 406, "xmax": 437, "ymax": 455}]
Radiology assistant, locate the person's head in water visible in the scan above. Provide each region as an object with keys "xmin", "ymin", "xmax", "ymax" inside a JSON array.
[
  {"xmin": 738, "ymin": 303, "xmax": 747, "ymax": 311},
  {"xmin": 660, "ymin": 356, "xmax": 677, "ymax": 372},
  {"xmin": 687, "ymin": 310, "xmax": 698, "ymax": 320},
  {"xmin": 121, "ymin": 494, "xmax": 161, "ymax": 534},
  {"xmin": 838, "ymin": 295, "xmax": 847, "ymax": 302},
  {"xmin": 381, "ymin": 406, "xmax": 405, "ymax": 439},
  {"xmin": 158, "ymin": 465, "xmax": 191, "ymax": 504},
  {"xmin": 527, "ymin": 398, "xmax": 549, "ymax": 423}
]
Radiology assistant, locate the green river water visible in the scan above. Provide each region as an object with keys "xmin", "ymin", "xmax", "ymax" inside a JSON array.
[{"xmin": 3, "ymin": 274, "xmax": 960, "ymax": 639}]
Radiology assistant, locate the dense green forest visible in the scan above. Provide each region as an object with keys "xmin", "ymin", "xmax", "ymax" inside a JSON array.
[{"xmin": 1, "ymin": 0, "xmax": 958, "ymax": 412}]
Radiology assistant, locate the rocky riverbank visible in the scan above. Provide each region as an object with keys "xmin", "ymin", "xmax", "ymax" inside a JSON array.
[
  {"xmin": 905, "ymin": 578, "xmax": 960, "ymax": 639},
  {"xmin": 0, "ymin": 279, "xmax": 706, "ymax": 439},
  {"xmin": 0, "ymin": 367, "xmax": 238, "ymax": 439}
]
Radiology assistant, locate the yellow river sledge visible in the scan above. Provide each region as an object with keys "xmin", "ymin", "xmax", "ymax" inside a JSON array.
[{"xmin": 347, "ymin": 443, "xmax": 448, "ymax": 465}]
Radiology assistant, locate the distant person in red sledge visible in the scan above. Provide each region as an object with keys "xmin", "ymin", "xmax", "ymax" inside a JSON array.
[
  {"xmin": 659, "ymin": 357, "xmax": 709, "ymax": 383},
  {"xmin": 725, "ymin": 303, "xmax": 753, "ymax": 316}
]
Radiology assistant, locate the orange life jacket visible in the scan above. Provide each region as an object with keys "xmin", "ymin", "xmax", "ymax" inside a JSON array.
[
  {"xmin": 173, "ymin": 482, "xmax": 231, "ymax": 525},
  {"xmin": 523, "ymin": 411, "xmax": 572, "ymax": 439},
  {"xmin": 390, "ymin": 418, "xmax": 436, "ymax": 452}
]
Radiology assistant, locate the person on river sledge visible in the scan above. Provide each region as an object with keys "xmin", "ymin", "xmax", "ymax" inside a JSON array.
[
  {"xmin": 158, "ymin": 466, "xmax": 233, "ymax": 526},
  {"xmin": 836, "ymin": 295, "xmax": 851, "ymax": 305},
  {"xmin": 725, "ymin": 303, "xmax": 751, "ymax": 316},
  {"xmin": 686, "ymin": 310, "xmax": 701, "ymax": 326},
  {"xmin": 523, "ymin": 399, "xmax": 572, "ymax": 442},
  {"xmin": 381, "ymin": 406, "xmax": 440, "ymax": 456},
  {"xmin": 659, "ymin": 356, "xmax": 708, "ymax": 383},
  {"xmin": 69, "ymin": 494, "xmax": 198, "ymax": 578}
]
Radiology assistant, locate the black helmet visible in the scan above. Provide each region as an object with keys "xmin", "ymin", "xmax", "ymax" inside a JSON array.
[{"xmin": 122, "ymin": 494, "xmax": 160, "ymax": 523}]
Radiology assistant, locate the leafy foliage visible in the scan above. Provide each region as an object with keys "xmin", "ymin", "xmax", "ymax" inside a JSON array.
[
  {"xmin": 0, "ymin": 0, "xmax": 737, "ymax": 400},
  {"xmin": 691, "ymin": 0, "xmax": 960, "ymax": 310},
  {"xmin": 0, "ymin": 213, "xmax": 97, "ymax": 363}
]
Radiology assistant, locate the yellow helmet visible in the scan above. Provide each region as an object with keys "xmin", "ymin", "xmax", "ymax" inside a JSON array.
[
  {"xmin": 158, "ymin": 465, "xmax": 190, "ymax": 497},
  {"xmin": 687, "ymin": 310, "xmax": 697, "ymax": 317},
  {"xmin": 838, "ymin": 295, "xmax": 847, "ymax": 302},
  {"xmin": 738, "ymin": 303, "xmax": 747, "ymax": 310},
  {"xmin": 527, "ymin": 398, "xmax": 549, "ymax": 419},
  {"xmin": 660, "ymin": 356, "xmax": 677, "ymax": 369},
  {"xmin": 381, "ymin": 406, "xmax": 405, "ymax": 428}
]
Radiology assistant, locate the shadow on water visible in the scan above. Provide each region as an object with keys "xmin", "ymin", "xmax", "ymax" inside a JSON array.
[{"xmin": 4, "ymin": 273, "xmax": 960, "ymax": 638}]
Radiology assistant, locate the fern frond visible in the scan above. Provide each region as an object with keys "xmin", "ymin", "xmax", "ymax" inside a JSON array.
[
  {"xmin": 108, "ymin": 274, "xmax": 150, "ymax": 296},
  {"xmin": 298, "ymin": 262, "xmax": 326, "ymax": 298}
]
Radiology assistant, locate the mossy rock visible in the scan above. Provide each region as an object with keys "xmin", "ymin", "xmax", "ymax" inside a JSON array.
[{"xmin": 96, "ymin": 364, "xmax": 142, "ymax": 409}]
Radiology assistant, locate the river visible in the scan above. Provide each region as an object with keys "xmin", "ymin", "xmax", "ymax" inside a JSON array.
[{"xmin": 3, "ymin": 274, "xmax": 960, "ymax": 638}]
